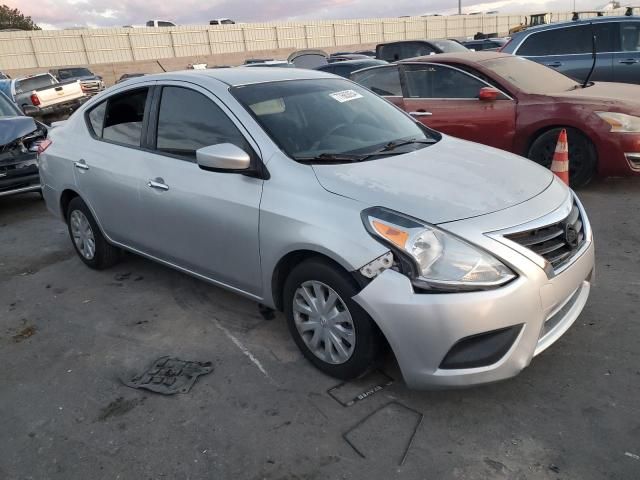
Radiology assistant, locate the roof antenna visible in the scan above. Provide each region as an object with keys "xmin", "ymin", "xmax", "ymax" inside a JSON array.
[{"xmin": 582, "ymin": 32, "xmax": 597, "ymax": 88}]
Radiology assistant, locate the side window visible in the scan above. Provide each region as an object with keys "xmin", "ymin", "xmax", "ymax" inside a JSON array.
[
  {"xmin": 87, "ymin": 100, "xmax": 107, "ymax": 137},
  {"xmin": 155, "ymin": 86, "xmax": 250, "ymax": 160},
  {"xmin": 351, "ymin": 66, "xmax": 402, "ymax": 96},
  {"xmin": 102, "ymin": 88, "xmax": 148, "ymax": 147},
  {"xmin": 403, "ymin": 65, "xmax": 486, "ymax": 99},
  {"xmin": 620, "ymin": 23, "xmax": 640, "ymax": 52},
  {"xmin": 519, "ymin": 26, "xmax": 594, "ymax": 56}
]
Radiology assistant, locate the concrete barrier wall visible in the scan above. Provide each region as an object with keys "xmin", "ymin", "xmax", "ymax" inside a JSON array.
[{"xmin": 0, "ymin": 10, "xmax": 628, "ymax": 72}]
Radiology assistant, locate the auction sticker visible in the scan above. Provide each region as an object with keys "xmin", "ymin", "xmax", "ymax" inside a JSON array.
[{"xmin": 329, "ymin": 90, "xmax": 363, "ymax": 103}]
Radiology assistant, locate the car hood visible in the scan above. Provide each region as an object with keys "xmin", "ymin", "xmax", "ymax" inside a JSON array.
[
  {"xmin": 553, "ymin": 82, "xmax": 640, "ymax": 111},
  {"xmin": 311, "ymin": 136, "xmax": 554, "ymax": 224},
  {"xmin": 0, "ymin": 116, "xmax": 37, "ymax": 146}
]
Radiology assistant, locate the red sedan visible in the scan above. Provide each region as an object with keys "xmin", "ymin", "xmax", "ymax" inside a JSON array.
[{"xmin": 350, "ymin": 52, "xmax": 640, "ymax": 187}]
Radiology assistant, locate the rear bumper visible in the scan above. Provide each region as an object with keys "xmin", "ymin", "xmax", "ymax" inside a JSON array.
[
  {"xmin": 28, "ymin": 97, "xmax": 86, "ymax": 118},
  {"xmin": 0, "ymin": 172, "xmax": 41, "ymax": 197}
]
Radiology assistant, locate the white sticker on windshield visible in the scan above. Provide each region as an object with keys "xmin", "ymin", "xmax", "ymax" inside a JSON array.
[{"xmin": 329, "ymin": 90, "xmax": 363, "ymax": 103}]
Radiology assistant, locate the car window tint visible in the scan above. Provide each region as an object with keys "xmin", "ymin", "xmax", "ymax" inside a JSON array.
[
  {"xmin": 378, "ymin": 42, "xmax": 436, "ymax": 61},
  {"xmin": 519, "ymin": 24, "xmax": 614, "ymax": 56},
  {"xmin": 102, "ymin": 88, "xmax": 148, "ymax": 147},
  {"xmin": 87, "ymin": 101, "xmax": 107, "ymax": 137},
  {"xmin": 155, "ymin": 86, "xmax": 249, "ymax": 160},
  {"xmin": 351, "ymin": 66, "xmax": 402, "ymax": 96},
  {"xmin": 620, "ymin": 23, "xmax": 640, "ymax": 51},
  {"xmin": 404, "ymin": 65, "xmax": 485, "ymax": 99}
]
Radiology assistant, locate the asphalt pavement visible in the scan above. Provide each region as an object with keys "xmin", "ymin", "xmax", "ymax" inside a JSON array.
[{"xmin": 1, "ymin": 178, "xmax": 639, "ymax": 480}]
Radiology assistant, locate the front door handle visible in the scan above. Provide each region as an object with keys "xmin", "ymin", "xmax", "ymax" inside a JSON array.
[
  {"xmin": 74, "ymin": 159, "xmax": 89, "ymax": 170},
  {"xmin": 147, "ymin": 178, "xmax": 169, "ymax": 191},
  {"xmin": 618, "ymin": 58, "xmax": 639, "ymax": 65},
  {"xmin": 410, "ymin": 111, "xmax": 433, "ymax": 117},
  {"xmin": 545, "ymin": 61, "xmax": 563, "ymax": 68}
]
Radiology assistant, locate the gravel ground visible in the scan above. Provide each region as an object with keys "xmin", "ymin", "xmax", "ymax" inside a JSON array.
[{"xmin": 1, "ymin": 178, "xmax": 639, "ymax": 480}]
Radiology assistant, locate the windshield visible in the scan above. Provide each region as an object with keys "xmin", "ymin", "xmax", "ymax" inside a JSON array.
[
  {"xmin": 15, "ymin": 75, "xmax": 57, "ymax": 93},
  {"xmin": 58, "ymin": 68, "xmax": 92, "ymax": 79},
  {"xmin": 232, "ymin": 79, "xmax": 438, "ymax": 162},
  {"xmin": 0, "ymin": 92, "xmax": 20, "ymax": 117},
  {"xmin": 431, "ymin": 39, "xmax": 468, "ymax": 52},
  {"xmin": 482, "ymin": 56, "xmax": 579, "ymax": 94}
]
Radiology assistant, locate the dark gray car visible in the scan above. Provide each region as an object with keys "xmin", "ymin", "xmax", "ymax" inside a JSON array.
[{"xmin": 503, "ymin": 16, "xmax": 640, "ymax": 84}]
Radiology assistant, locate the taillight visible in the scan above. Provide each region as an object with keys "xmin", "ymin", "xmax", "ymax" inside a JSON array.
[
  {"xmin": 30, "ymin": 92, "xmax": 40, "ymax": 106},
  {"xmin": 37, "ymin": 138, "xmax": 52, "ymax": 154}
]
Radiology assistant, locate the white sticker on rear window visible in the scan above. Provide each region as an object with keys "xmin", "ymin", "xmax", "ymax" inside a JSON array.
[{"xmin": 329, "ymin": 90, "xmax": 363, "ymax": 103}]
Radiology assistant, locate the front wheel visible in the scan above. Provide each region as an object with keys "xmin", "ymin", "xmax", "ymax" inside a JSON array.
[
  {"xmin": 527, "ymin": 127, "xmax": 597, "ymax": 189},
  {"xmin": 283, "ymin": 259, "xmax": 382, "ymax": 380},
  {"xmin": 66, "ymin": 196, "xmax": 120, "ymax": 270}
]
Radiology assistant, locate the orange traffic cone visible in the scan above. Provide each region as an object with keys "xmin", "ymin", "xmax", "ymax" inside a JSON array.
[{"xmin": 551, "ymin": 129, "xmax": 569, "ymax": 185}]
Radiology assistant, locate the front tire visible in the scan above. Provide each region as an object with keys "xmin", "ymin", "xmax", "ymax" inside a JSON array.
[
  {"xmin": 283, "ymin": 258, "xmax": 382, "ymax": 380},
  {"xmin": 527, "ymin": 127, "xmax": 597, "ymax": 189},
  {"xmin": 66, "ymin": 197, "xmax": 120, "ymax": 270}
]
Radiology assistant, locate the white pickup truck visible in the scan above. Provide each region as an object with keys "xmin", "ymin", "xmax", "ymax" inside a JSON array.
[{"xmin": 10, "ymin": 73, "xmax": 86, "ymax": 121}]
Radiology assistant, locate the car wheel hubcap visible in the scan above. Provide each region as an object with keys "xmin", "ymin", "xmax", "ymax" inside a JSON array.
[
  {"xmin": 293, "ymin": 280, "xmax": 355, "ymax": 365},
  {"xmin": 70, "ymin": 210, "xmax": 95, "ymax": 260}
]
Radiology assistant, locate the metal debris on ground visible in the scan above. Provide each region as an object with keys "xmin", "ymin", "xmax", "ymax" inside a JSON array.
[
  {"xmin": 328, "ymin": 370, "xmax": 393, "ymax": 407},
  {"xmin": 342, "ymin": 401, "xmax": 423, "ymax": 466},
  {"xmin": 122, "ymin": 356, "xmax": 213, "ymax": 395}
]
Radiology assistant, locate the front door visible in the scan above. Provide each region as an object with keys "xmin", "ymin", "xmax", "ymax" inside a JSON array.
[
  {"xmin": 400, "ymin": 64, "xmax": 517, "ymax": 152},
  {"xmin": 139, "ymin": 83, "xmax": 263, "ymax": 296}
]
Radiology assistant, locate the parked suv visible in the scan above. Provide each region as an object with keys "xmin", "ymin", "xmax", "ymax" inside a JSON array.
[{"xmin": 502, "ymin": 16, "xmax": 640, "ymax": 84}]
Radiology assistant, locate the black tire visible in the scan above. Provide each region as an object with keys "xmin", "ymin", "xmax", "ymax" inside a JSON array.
[
  {"xmin": 66, "ymin": 196, "xmax": 120, "ymax": 270},
  {"xmin": 527, "ymin": 127, "xmax": 597, "ymax": 189},
  {"xmin": 283, "ymin": 258, "xmax": 382, "ymax": 380}
]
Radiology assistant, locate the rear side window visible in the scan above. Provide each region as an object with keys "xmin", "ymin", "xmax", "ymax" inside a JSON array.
[
  {"xmin": 155, "ymin": 86, "xmax": 250, "ymax": 160},
  {"xmin": 87, "ymin": 88, "xmax": 148, "ymax": 147},
  {"xmin": 403, "ymin": 65, "xmax": 486, "ymax": 99},
  {"xmin": 518, "ymin": 23, "xmax": 615, "ymax": 56},
  {"xmin": 620, "ymin": 23, "xmax": 640, "ymax": 51},
  {"xmin": 377, "ymin": 42, "xmax": 436, "ymax": 61},
  {"xmin": 351, "ymin": 66, "xmax": 402, "ymax": 96}
]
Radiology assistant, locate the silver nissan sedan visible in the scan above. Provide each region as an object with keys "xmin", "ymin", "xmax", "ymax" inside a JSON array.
[{"xmin": 38, "ymin": 68, "xmax": 595, "ymax": 389}]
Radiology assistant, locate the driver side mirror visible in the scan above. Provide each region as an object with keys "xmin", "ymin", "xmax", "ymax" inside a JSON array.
[
  {"xmin": 196, "ymin": 143, "xmax": 251, "ymax": 173},
  {"xmin": 478, "ymin": 87, "xmax": 500, "ymax": 102}
]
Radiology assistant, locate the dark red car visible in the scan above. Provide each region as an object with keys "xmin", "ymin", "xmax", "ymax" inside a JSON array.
[{"xmin": 350, "ymin": 52, "xmax": 640, "ymax": 187}]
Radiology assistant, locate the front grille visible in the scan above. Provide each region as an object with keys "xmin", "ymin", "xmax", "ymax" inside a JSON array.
[{"xmin": 506, "ymin": 201, "xmax": 586, "ymax": 271}]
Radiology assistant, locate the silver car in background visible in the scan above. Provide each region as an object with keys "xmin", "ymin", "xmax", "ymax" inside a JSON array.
[{"xmin": 38, "ymin": 68, "xmax": 595, "ymax": 389}]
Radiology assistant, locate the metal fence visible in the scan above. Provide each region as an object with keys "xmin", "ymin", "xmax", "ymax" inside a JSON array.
[{"xmin": 0, "ymin": 9, "xmax": 630, "ymax": 70}]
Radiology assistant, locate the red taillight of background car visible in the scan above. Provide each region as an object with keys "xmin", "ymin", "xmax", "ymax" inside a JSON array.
[
  {"xmin": 30, "ymin": 92, "xmax": 40, "ymax": 106},
  {"xmin": 37, "ymin": 138, "xmax": 52, "ymax": 155}
]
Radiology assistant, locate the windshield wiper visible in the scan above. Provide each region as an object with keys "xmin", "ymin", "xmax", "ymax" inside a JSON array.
[
  {"xmin": 295, "ymin": 153, "xmax": 368, "ymax": 164},
  {"xmin": 380, "ymin": 138, "xmax": 437, "ymax": 152}
]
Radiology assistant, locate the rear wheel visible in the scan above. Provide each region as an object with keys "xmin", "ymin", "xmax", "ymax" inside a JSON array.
[
  {"xmin": 528, "ymin": 127, "xmax": 597, "ymax": 189},
  {"xmin": 66, "ymin": 197, "xmax": 120, "ymax": 269},
  {"xmin": 283, "ymin": 259, "xmax": 382, "ymax": 380}
]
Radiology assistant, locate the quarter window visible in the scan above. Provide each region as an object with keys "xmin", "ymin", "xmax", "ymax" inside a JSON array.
[
  {"xmin": 351, "ymin": 66, "xmax": 402, "ymax": 96},
  {"xmin": 403, "ymin": 65, "xmax": 486, "ymax": 99},
  {"xmin": 155, "ymin": 86, "xmax": 250, "ymax": 160},
  {"xmin": 87, "ymin": 101, "xmax": 106, "ymax": 137}
]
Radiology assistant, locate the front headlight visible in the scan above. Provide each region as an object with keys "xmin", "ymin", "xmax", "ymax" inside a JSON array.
[
  {"xmin": 596, "ymin": 112, "xmax": 640, "ymax": 133},
  {"xmin": 362, "ymin": 207, "xmax": 516, "ymax": 291}
]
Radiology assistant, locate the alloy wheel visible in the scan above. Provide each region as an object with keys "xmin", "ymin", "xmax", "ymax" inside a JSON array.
[{"xmin": 70, "ymin": 210, "xmax": 96, "ymax": 260}]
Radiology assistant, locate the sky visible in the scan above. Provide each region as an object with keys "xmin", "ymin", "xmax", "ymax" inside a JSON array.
[{"xmin": 5, "ymin": 0, "xmax": 610, "ymax": 29}]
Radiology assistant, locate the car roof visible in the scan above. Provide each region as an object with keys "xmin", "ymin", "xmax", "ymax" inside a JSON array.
[
  {"xmin": 325, "ymin": 59, "xmax": 386, "ymax": 66},
  {"xmin": 513, "ymin": 15, "xmax": 635, "ymax": 37},
  {"xmin": 136, "ymin": 67, "xmax": 336, "ymax": 87},
  {"xmin": 399, "ymin": 51, "xmax": 509, "ymax": 64}
]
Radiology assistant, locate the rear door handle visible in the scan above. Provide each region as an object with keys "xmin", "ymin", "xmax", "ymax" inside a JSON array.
[
  {"xmin": 410, "ymin": 111, "xmax": 433, "ymax": 117},
  {"xmin": 545, "ymin": 61, "xmax": 563, "ymax": 68},
  {"xmin": 74, "ymin": 159, "xmax": 89, "ymax": 170},
  {"xmin": 147, "ymin": 178, "xmax": 169, "ymax": 191},
  {"xmin": 618, "ymin": 59, "xmax": 639, "ymax": 65}
]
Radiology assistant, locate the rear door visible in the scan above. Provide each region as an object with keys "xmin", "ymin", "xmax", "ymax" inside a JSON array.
[
  {"xmin": 74, "ymin": 86, "xmax": 151, "ymax": 249},
  {"xmin": 516, "ymin": 23, "xmax": 615, "ymax": 82},
  {"xmin": 399, "ymin": 63, "xmax": 517, "ymax": 151},
  {"xmin": 613, "ymin": 21, "xmax": 640, "ymax": 84},
  {"xmin": 139, "ymin": 82, "xmax": 263, "ymax": 295}
]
